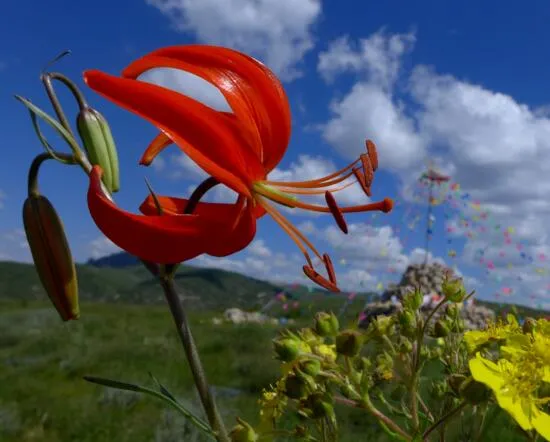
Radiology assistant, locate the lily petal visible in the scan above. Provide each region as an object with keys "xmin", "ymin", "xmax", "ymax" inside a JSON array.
[
  {"xmin": 123, "ymin": 45, "xmax": 291, "ymax": 173},
  {"xmin": 84, "ymin": 70, "xmax": 264, "ymax": 197},
  {"xmin": 87, "ymin": 166, "xmax": 256, "ymax": 263},
  {"xmin": 139, "ymin": 194, "xmax": 266, "ymax": 219}
]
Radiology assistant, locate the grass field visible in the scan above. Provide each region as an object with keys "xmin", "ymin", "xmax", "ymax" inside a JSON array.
[{"xmin": 0, "ymin": 296, "xmax": 533, "ymax": 442}]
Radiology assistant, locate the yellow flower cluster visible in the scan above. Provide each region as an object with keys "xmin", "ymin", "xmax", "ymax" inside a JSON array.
[{"xmin": 465, "ymin": 316, "xmax": 550, "ymax": 440}]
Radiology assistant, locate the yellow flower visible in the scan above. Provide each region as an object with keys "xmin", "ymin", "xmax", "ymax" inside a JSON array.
[
  {"xmin": 314, "ymin": 344, "xmax": 337, "ymax": 362},
  {"xmin": 463, "ymin": 315, "xmax": 521, "ymax": 353},
  {"xmin": 469, "ymin": 353, "xmax": 550, "ymax": 441}
]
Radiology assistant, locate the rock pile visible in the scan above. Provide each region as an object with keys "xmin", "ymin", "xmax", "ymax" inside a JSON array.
[
  {"xmin": 212, "ymin": 308, "xmax": 280, "ymax": 325},
  {"xmin": 358, "ymin": 300, "xmax": 495, "ymax": 331},
  {"xmin": 381, "ymin": 263, "xmax": 450, "ymax": 302},
  {"xmin": 359, "ymin": 263, "xmax": 495, "ymax": 331}
]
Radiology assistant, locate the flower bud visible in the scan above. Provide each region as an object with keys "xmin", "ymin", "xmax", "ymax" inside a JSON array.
[
  {"xmin": 404, "ymin": 288, "xmax": 423, "ymax": 311},
  {"xmin": 77, "ymin": 106, "xmax": 120, "ymax": 193},
  {"xmin": 447, "ymin": 374, "xmax": 467, "ymax": 395},
  {"xmin": 433, "ymin": 320, "xmax": 450, "ymax": 338},
  {"xmin": 336, "ymin": 330, "xmax": 363, "ymax": 357},
  {"xmin": 374, "ymin": 316, "xmax": 394, "ymax": 335},
  {"xmin": 299, "ymin": 358, "xmax": 321, "ymax": 377},
  {"xmin": 23, "ymin": 195, "xmax": 79, "ymax": 321},
  {"xmin": 522, "ymin": 317, "xmax": 537, "ymax": 334},
  {"xmin": 285, "ymin": 374, "xmax": 310, "ymax": 399},
  {"xmin": 459, "ymin": 377, "xmax": 491, "ymax": 404},
  {"xmin": 314, "ymin": 312, "xmax": 339, "ymax": 337},
  {"xmin": 442, "ymin": 278, "xmax": 466, "ymax": 303},
  {"xmin": 273, "ymin": 336, "xmax": 309, "ymax": 362},
  {"xmin": 229, "ymin": 418, "xmax": 258, "ymax": 442},
  {"xmin": 398, "ymin": 310, "xmax": 416, "ymax": 337},
  {"xmin": 307, "ymin": 393, "xmax": 334, "ymax": 419}
]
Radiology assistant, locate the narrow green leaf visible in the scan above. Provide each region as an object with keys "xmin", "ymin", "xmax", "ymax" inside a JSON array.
[
  {"xmin": 28, "ymin": 109, "xmax": 76, "ymax": 165},
  {"xmin": 14, "ymin": 95, "xmax": 81, "ymax": 155},
  {"xmin": 83, "ymin": 376, "xmax": 215, "ymax": 439},
  {"xmin": 148, "ymin": 372, "xmax": 178, "ymax": 403}
]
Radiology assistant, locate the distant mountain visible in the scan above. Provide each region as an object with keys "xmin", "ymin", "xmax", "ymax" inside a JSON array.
[
  {"xmin": 0, "ymin": 255, "xmax": 345, "ymax": 312},
  {"xmin": 86, "ymin": 251, "xmax": 141, "ymax": 268},
  {"xmin": 2, "ymin": 252, "xmax": 548, "ymax": 318}
]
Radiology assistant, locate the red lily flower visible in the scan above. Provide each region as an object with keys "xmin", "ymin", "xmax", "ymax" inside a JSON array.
[{"xmin": 84, "ymin": 45, "xmax": 393, "ymax": 292}]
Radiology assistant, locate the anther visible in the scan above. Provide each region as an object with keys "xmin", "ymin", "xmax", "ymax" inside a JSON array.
[
  {"xmin": 365, "ymin": 139, "xmax": 378, "ymax": 171},
  {"xmin": 325, "ymin": 191, "xmax": 348, "ymax": 234}
]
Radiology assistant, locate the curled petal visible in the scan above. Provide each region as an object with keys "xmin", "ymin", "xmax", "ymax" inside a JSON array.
[
  {"xmin": 84, "ymin": 70, "xmax": 264, "ymax": 196},
  {"xmin": 87, "ymin": 166, "xmax": 256, "ymax": 263},
  {"xmin": 123, "ymin": 45, "xmax": 291, "ymax": 172},
  {"xmin": 140, "ymin": 132, "xmax": 174, "ymax": 166}
]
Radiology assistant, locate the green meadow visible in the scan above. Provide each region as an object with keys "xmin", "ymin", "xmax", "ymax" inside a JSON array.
[{"xmin": 0, "ymin": 259, "xmax": 546, "ymax": 441}]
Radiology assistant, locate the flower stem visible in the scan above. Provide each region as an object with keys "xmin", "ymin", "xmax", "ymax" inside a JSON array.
[
  {"xmin": 159, "ymin": 275, "xmax": 230, "ymax": 442},
  {"xmin": 334, "ymin": 396, "xmax": 411, "ymax": 441},
  {"xmin": 422, "ymin": 400, "xmax": 467, "ymax": 440}
]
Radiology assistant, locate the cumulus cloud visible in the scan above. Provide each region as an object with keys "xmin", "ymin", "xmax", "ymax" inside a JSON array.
[
  {"xmin": 146, "ymin": 0, "xmax": 321, "ymax": 80},
  {"xmin": 318, "ymin": 27, "xmax": 550, "ymax": 304},
  {"xmin": 318, "ymin": 30, "xmax": 426, "ymax": 171}
]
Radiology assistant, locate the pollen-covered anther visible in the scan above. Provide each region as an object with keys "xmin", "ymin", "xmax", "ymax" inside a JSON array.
[
  {"xmin": 303, "ymin": 265, "xmax": 340, "ymax": 293},
  {"xmin": 365, "ymin": 139, "xmax": 378, "ymax": 171},
  {"xmin": 323, "ymin": 253, "xmax": 337, "ymax": 285},
  {"xmin": 360, "ymin": 154, "xmax": 374, "ymax": 188},
  {"xmin": 324, "ymin": 191, "xmax": 348, "ymax": 234},
  {"xmin": 352, "ymin": 168, "xmax": 372, "ymax": 197}
]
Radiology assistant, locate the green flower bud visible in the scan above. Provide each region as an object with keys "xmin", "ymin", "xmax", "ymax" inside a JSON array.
[
  {"xmin": 404, "ymin": 288, "xmax": 423, "ymax": 311},
  {"xmin": 23, "ymin": 194, "xmax": 79, "ymax": 321},
  {"xmin": 307, "ymin": 393, "xmax": 334, "ymax": 419},
  {"xmin": 336, "ymin": 330, "xmax": 363, "ymax": 357},
  {"xmin": 398, "ymin": 310, "xmax": 417, "ymax": 337},
  {"xmin": 285, "ymin": 374, "xmax": 310, "ymax": 399},
  {"xmin": 273, "ymin": 336, "xmax": 309, "ymax": 362},
  {"xmin": 229, "ymin": 418, "xmax": 258, "ymax": 442},
  {"xmin": 433, "ymin": 320, "xmax": 450, "ymax": 338},
  {"xmin": 446, "ymin": 303, "xmax": 460, "ymax": 319},
  {"xmin": 442, "ymin": 278, "xmax": 466, "ymax": 303},
  {"xmin": 77, "ymin": 106, "xmax": 120, "ymax": 193},
  {"xmin": 314, "ymin": 312, "xmax": 339, "ymax": 337},
  {"xmin": 375, "ymin": 315, "xmax": 394, "ymax": 335},
  {"xmin": 460, "ymin": 377, "xmax": 491, "ymax": 404},
  {"xmin": 300, "ymin": 358, "xmax": 321, "ymax": 377},
  {"xmin": 523, "ymin": 317, "xmax": 537, "ymax": 334},
  {"xmin": 447, "ymin": 374, "xmax": 467, "ymax": 395}
]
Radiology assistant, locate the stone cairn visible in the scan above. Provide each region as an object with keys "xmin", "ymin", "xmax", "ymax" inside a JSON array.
[{"xmin": 359, "ymin": 263, "xmax": 495, "ymax": 331}]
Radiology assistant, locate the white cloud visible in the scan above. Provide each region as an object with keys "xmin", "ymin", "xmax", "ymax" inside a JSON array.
[
  {"xmin": 89, "ymin": 236, "xmax": 121, "ymax": 259},
  {"xmin": 247, "ymin": 239, "xmax": 272, "ymax": 258},
  {"xmin": 314, "ymin": 28, "xmax": 550, "ymax": 304},
  {"xmin": 146, "ymin": 0, "xmax": 322, "ymax": 80},
  {"xmin": 318, "ymin": 31, "xmax": 415, "ymax": 87},
  {"xmin": 318, "ymin": 30, "xmax": 426, "ymax": 170}
]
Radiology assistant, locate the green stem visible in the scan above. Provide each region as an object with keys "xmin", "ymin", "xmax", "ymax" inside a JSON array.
[
  {"xmin": 422, "ymin": 400, "xmax": 468, "ymax": 440},
  {"xmin": 41, "ymin": 71, "xmax": 88, "ymax": 137},
  {"xmin": 158, "ymin": 276, "xmax": 230, "ymax": 442},
  {"xmin": 27, "ymin": 152, "xmax": 74, "ymax": 197},
  {"xmin": 334, "ymin": 396, "xmax": 411, "ymax": 441}
]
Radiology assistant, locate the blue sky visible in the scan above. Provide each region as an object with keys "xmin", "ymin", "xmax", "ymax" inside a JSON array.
[{"xmin": 2, "ymin": 0, "xmax": 550, "ymax": 308}]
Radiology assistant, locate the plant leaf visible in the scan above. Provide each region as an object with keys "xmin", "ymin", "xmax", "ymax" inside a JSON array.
[
  {"xmin": 28, "ymin": 108, "xmax": 76, "ymax": 165},
  {"xmin": 83, "ymin": 375, "xmax": 215, "ymax": 439},
  {"xmin": 14, "ymin": 95, "xmax": 81, "ymax": 155},
  {"xmin": 148, "ymin": 371, "xmax": 178, "ymax": 403}
]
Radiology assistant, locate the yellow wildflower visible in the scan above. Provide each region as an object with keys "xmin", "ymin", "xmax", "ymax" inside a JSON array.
[
  {"xmin": 469, "ymin": 353, "xmax": 550, "ymax": 441},
  {"xmin": 313, "ymin": 344, "xmax": 337, "ymax": 362},
  {"xmin": 463, "ymin": 315, "xmax": 521, "ymax": 353}
]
